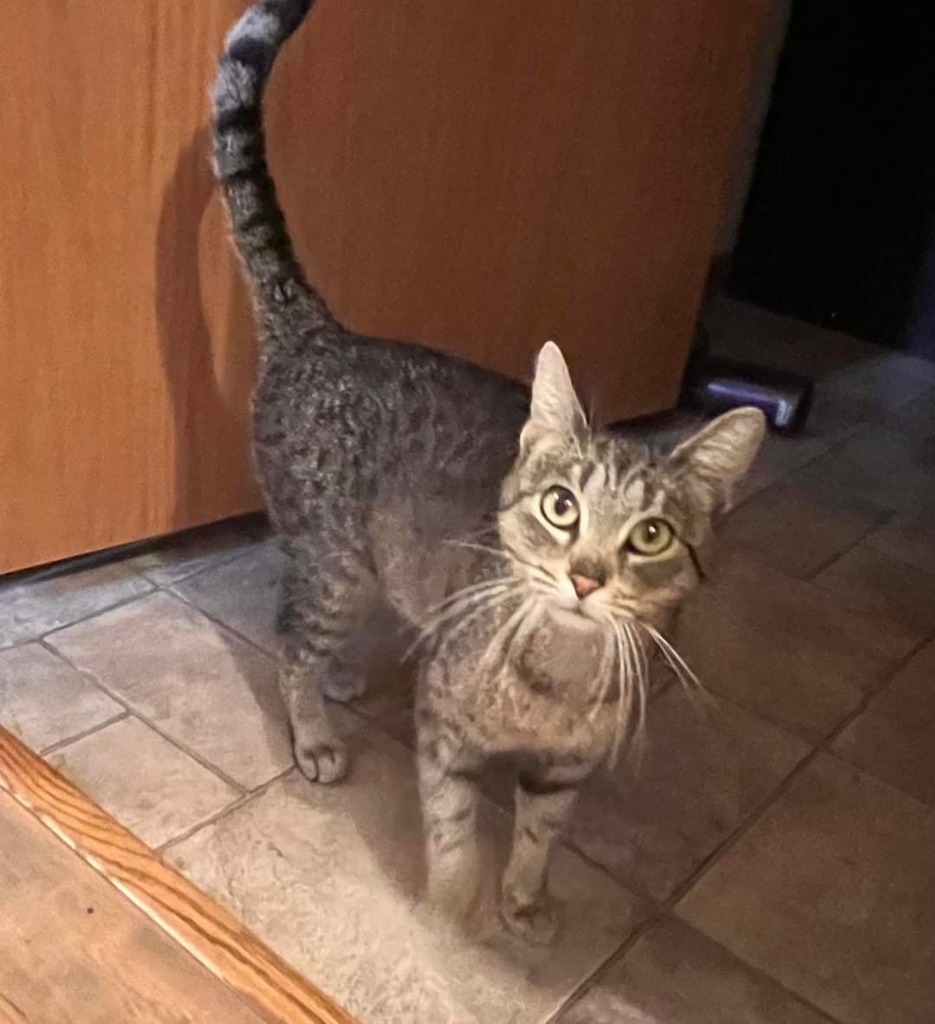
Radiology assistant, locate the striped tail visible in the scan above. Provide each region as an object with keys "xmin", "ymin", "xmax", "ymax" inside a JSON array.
[{"xmin": 212, "ymin": 0, "xmax": 327, "ymax": 315}]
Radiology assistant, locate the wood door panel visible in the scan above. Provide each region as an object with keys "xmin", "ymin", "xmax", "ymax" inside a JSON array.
[
  {"xmin": 1, "ymin": 1, "xmax": 258, "ymax": 574},
  {"xmin": 267, "ymin": 0, "xmax": 764, "ymax": 413},
  {"xmin": 1, "ymin": 0, "xmax": 765, "ymax": 574}
]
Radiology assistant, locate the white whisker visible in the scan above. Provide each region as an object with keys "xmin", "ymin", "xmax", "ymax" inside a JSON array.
[
  {"xmin": 433, "ymin": 587, "xmax": 522, "ymax": 661},
  {"xmin": 444, "ymin": 539, "xmax": 508, "ymax": 559},
  {"xmin": 424, "ymin": 577, "xmax": 513, "ymax": 619},
  {"xmin": 608, "ymin": 621, "xmax": 629, "ymax": 768},
  {"xmin": 624, "ymin": 623, "xmax": 650, "ymax": 774},
  {"xmin": 644, "ymin": 624, "xmax": 709, "ymax": 710},
  {"xmin": 406, "ymin": 579, "xmax": 517, "ymax": 659},
  {"xmin": 478, "ymin": 596, "xmax": 534, "ymax": 679},
  {"xmin": 589, "ymin": 626, "xmax": 616, "ymax": 722}
]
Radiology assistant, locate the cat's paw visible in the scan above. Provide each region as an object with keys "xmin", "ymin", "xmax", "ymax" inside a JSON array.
[
  {"xmin": 295, "ymin": 739, "xmax": 349, "ymax": 784},
  {"xmin": 501, "ymin": 890, "xmax": 560, "ymax": 946}
]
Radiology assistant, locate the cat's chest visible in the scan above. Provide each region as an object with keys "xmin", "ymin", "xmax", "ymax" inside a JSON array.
[
  {"xmin": 515, "ymin": 615, "xmax": 608, "ymax": 691},
  {"xmin": 476, "ymin": 617, "xmax": 618, "ymax": 758}
]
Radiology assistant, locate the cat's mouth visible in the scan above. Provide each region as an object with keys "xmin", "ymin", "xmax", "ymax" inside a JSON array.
[{"xmin": 545, "ymin": 594, "xmax": 610, "ymax": 630}]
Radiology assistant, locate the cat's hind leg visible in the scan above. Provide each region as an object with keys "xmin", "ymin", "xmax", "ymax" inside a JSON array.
[{"xmin": 278, "ymin": 540, "xmax": 375, "ymax": 783}]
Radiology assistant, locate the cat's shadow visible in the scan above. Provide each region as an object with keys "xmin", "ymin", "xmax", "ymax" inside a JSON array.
[{"xmin": 155, "ymin": 126, "xmax": 255, "ymax": 535}]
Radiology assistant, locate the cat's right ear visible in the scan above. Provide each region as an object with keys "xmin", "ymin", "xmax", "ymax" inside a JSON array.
[{"xmin": 520, "ymin": 341, "xmax": 588, "ymax": 453}]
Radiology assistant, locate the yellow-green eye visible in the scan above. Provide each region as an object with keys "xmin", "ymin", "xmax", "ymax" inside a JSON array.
[
  {"xmin": 625, "ymin": 518, "xmax": 674, "ymax": 556},
  {"xmin": 540, "ymin": 486, "xmax": 580, "ymax": 530}
]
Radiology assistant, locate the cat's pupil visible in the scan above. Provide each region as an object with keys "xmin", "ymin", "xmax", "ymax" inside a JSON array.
[
  {"xmin": 645, "ymin": 522, "xmax": 659, "ymax": 539},
  {"xmin": 554, "ymin": 494, "xmax": 573, "ymax": 515}
]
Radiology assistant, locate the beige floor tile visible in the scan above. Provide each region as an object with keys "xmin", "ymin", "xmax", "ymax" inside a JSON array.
[
  {"xmin": 722, "ymin": 479, "xmax": 887, "ymax": 579},
  {"xmin": 821, "ymin": 352, "xmax": 935, "ymax": 414},
  {"xmin": 127, "ymin": 517, "xmax": 267, "ymax": 586},
  {"xmin": 734, "ymin": 434, "xmax": 824, "ymax": 505},
  {"xmin": 557, "ymin": 916, "xmax": 828, "ymax": 1024},
  {"xmin": 173, "ymin": 541, "xmax": 285, "ymax": 656},
  {"xmin": 49, "ymin": 716, "xmax": 239, "ymax": 847},
  {"xmin": 676, "ymin": 555, "xmax": 916, "ymax": 741},
  {"xmin": 795, "ymin": 427, "xmax": 935, "ymax": 514},
  {"xmin": 864, "ymin": 499, "xmax": 935, "ymax": 579},
  {"xmin": 48, "ymin": 592, "xmax": 293, "ymax": 789},
  {"xmin": 731, "ymin": 389, "xmax": 868, "ymax": 504},
  {"xmin": 0, "ymin": 643, "xmax": 123, "ymax": 751},
  {"xmin": 833, "ymin": 640, "xmax": 935, "ymax": 807},
  {"xmin": 167, "ymin": 732, "xmax": 649, "ymax": 1024},
  {"xmin": 814, "ymin": 542, "xmax": 935, "ymax": 637},
  {"xmin": 563, "ymin": 688, "xmax": 809, "ymax": 901},
  {"xmin": 677, "ymin": 755, "xmax": 935, "ymax": 1024},
  {"xmin": 881, "ymin": 387, "xmax": 935, "ymax": 439},
  {"xmin": 0, "ymin": 561, "xmax": 152, "ymax": 649}
]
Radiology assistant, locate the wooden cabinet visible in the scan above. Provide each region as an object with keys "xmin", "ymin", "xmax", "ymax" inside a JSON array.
[{"xmin": 0, "ymin": 0, "xmax": 767, "ymax": 573}]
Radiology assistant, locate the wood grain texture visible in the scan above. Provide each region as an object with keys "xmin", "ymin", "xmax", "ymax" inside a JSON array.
[
  {"xmin": 267, "ymin": 0, "xmax": 767, "ymax": 414},
  {"xmin": 0, "ymin": 788, "xmax": 268, "ymax": 1024},
  {"xmin": 0, "ymin": 2, "xmax": 259, "ymax": 574},
  {"xmin": 0, "ymin": 723, "xmax": 357, "ymax": 1024},
  {"xmin": 1, "ymin": 0, "xmax": 766, "ymax": 573}
]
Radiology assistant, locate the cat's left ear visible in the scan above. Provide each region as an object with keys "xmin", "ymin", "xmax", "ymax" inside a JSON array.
[
  {"xmin": 520, "ymin": 341, "xmax": 588, "ymax": 453},
  {"xmin": 670, "ymin": 407, "xmax": 766, "ymax": 512}
]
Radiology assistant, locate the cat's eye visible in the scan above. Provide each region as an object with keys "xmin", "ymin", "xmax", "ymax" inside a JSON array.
[
  {"xmin": 625, "ymin": 518, "xmax": 675, "ymax": 556},
  {"xmin": 540, "ymin": 486, "xmax": 580, "ymax": 530}
]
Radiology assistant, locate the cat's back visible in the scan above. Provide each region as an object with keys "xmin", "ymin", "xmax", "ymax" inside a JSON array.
[{"xmin": 252, "ymin": 320, "xmax": 528, "ymax": 516}]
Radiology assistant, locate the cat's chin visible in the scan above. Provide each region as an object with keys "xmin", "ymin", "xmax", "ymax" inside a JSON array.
[{"xmin": 543, "ymin": 602, "xmax": 607, "ymax": 636}]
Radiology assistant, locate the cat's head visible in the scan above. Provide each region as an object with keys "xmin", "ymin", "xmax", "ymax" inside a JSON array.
[{"xmin": 498, "ymin": 342, "xmax": 765, "ymax": 631}]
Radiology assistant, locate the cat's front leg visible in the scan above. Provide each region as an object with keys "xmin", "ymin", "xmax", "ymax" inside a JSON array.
[
  {"xmin": 416, "ymin": 711, "xmax": 485, "ymax": 926},
  {"xmin": 501, "ymin": 759, "xmax": 592, "ymax": 944}
]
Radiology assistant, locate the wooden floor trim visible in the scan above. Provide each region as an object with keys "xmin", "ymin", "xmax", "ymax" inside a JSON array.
[{"xmin": 0, "ymin": 723, "xmax": 358, "ymax": 1024}]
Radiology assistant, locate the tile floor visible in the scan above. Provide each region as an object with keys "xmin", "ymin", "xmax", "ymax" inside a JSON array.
[{"xmin": 2, "ymin": 298, "xmax": 935, "ymax": 1023}]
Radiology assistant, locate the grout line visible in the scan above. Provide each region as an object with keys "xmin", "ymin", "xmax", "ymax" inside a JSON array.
[
  {"xmin": 547, "ymin": 915, "xmax": 843, "ymax": 1024},
  {"xmin": 677, "ymin": 630, "xmax": 931, "ymax": 892},
  {"xmin": 804, "ymin": 507, "xmax": 896, "ymax": 582},
  {"xmin": 730, "ymin": 426, "xmax": 862, "ymax": 514},
  {"xmin": 37, "ymin": 639, "xmax": 249, "ymax": 797},
  {"xmin": 0, "ymin": 635, "xmax": 44, "ymax": 653},
  {"xmin": 39, "ymin": 709, "xmax": 132, "ymax": 756},
  {"xmin": 705, "ymin": 944, "xmax": 843, "ymax": 1024},
  {"xmin": 158, "ymin": 765, "xmax": 298, "ymax": 855},
  {"xmin": 167, "ymin": 586, "xmax": 283, "ymax": 664},
  {"xmin": 37, "ymin": 586, "xmax": 159, "ymax": 645},
  {"xmin": 2, "ymin": 526, "xmax": 269, "ymax": 654},
  {"xmin": 548, "ymin": 627, "xmax": 935, "ymax": 1022}
]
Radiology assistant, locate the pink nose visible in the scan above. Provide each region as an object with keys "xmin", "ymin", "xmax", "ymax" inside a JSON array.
[{"xmin": 570, "ymin": 574, "xmax": 602, "ymax": 599}]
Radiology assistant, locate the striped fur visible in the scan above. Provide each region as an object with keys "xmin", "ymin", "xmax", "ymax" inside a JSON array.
[
  {"xmin": 212, "ymin": 0, "xmax": 322, "ymax": 310},
  {"xmin": 211, "ymin": 1, "xmax": 767, "ymax": 945}
]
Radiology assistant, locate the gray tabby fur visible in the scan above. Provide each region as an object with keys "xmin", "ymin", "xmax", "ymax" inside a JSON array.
[{"xmin": 213, "ymin": 0, "xmax": 766, "ymax": 943}]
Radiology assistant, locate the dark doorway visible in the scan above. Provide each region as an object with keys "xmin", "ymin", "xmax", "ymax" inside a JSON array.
[{"xmin": 728, "ymin": 2, "xmax": 935, "ymax": 354}]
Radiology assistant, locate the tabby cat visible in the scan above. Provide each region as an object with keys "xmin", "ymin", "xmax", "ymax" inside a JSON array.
[{"xmin": 213, "ymin": 0, "xmax": 765, "ymax": 944}]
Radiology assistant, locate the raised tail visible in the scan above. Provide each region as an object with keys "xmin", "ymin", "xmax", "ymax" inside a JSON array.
[{"xmin": 212, "ymin": 0, "xmax": 328, "ymax": 317}]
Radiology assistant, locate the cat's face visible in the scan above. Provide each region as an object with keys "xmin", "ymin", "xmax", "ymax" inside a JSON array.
[{"xmin": 498, "ymin": 343, "xmax": 765, "ymax": 632}]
